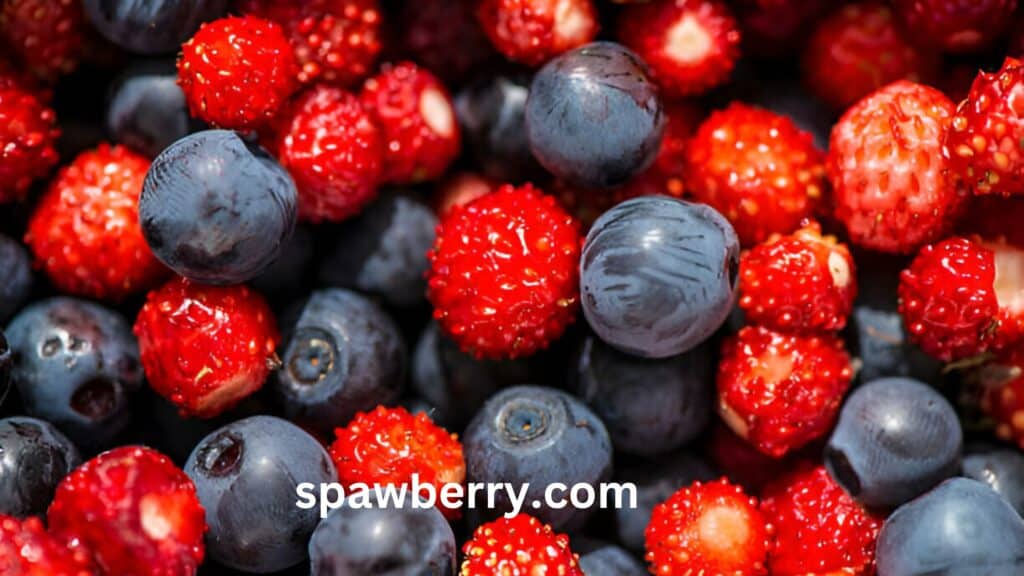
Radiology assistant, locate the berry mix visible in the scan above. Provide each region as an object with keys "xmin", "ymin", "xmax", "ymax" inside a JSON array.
[{"xmin": 0, "ymin": 0, "xmax": 1023, "ymax": 575}]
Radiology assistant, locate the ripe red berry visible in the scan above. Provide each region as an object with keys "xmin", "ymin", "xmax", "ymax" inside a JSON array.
[
  {"xmin": 892, "ymin": 0, "xmax": 1018, "ymax": 54},
  {"xmin": 828, "ymin": 80, "xmax": 967, "ymax": 254},
  {"xmin": 718, "ymin": 326, "xmax": 853, "ymax": 458},
  {"xmin": 25, "ymin": 144, "xmax": 167, "ymax": 301},
  {"xmin": 947, "ymin": 58, "xmax": 1024, "ymax": 197},
  {"xmin": 134, "ymin": 277, "xmax": 280, "ymax": 418},
  {"xmin": 685, "ymin": 102, "xmax": 825, "ymax": 246},
  {"xmin": 981, "ymin": 346, "xmax": 1024, "ymax": 449},
  {"xmin": 760, "ymin": 465, "xmax": 883, "ymax": 576},
  {"xmin": 272, "ymin": 85, "xmax": 384, "ymax": 222},
  {"xmin": 476, "ymin": 0, "xmax": 599, "ymax": 67},
  {"xmin": 617, "ymin": 0, "xmax": 741, "ymax": 97},
  {"xmin": 0, "ymin": 0, "xmax": 84, "ymax": 81},
  {"xmin": 461, "ymin": 514, "xmax": 583, "ymax": 576},
  {"xmin": 47, "ymin": 446, "xmax": 205, "ymax": 576},
  {"xmin": 0, "ymin": 85, "xmax": 58, "ymax": 202},
  {"xmin": 705, "ymin": 422, "xmax": 794, "ymax": 493},
  {"xmin": 177, "ymin": 15, "xmax": 298, "ymax": 130},
  {"xmin": 0, "ymin": 515, "xmax": 95, "ymax": 576},
  {"xmin": 645, "ymin": 478, "xmax": 772, "ymax": 576},
  {"xmin": 427, "ymin": 184, "xmax": 581, "ymax": 359}
]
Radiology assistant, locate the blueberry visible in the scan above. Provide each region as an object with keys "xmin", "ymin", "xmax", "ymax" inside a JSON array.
[
  {"xmin": 6, "ymin": 298, "xmax": 143, "ymax": 451},
  {"xmin": 309, "ymin": 493, "xmax": 457, "ymax": 576},
  {"xmin": 0, "ymin": 234, "xmax": 32, "ymax": 323},
  {"xmin": 963, "ymin": 448, "xmax": 1024, "ymax": 517},
  {"xmin": 0, "ymin": 416, "xmax": 80, "ymax": 517},
  {"xmin": 825, "ymin": 377, "xmax": 962, "ymax": 510},
  {"xmin": 576, "ymin": 540, "xmax": 647, "ymax": 576},
  {"xmin": 252, "ymin": 224, "xmax": 315, "ymax": 301},
  {"xmin": 107, "ymin": 60, "xmax": 198, "ymax": 158},
  {"xmin": 876, "ymin": 478, "xmax": 1024, "ymax": 575},
  {"xmin": 83, "ymin": 0, "xmax": 227, "ymax": 54},
  {"xmin": 575, "ymin": 335, "xmax": 712, "ymax": 456},
  {"xmin": 580, "ymin": 196, "xmax": 740, "ymax": 359},
  {"xmin": 847, "ymin": 304, "xmax": 941, "ymax": 385},
  {"xmin": 140, "ymin": 129, "xmax": 298, "ymax": 285},
  {"xmin": 455, "ymin": 74, "xmax": 543, "ymax": 183},
  {"xmin": 525, "ymin": 41, "xmax": 664, "ymax": 189},
  {"xmin": 318, "ymin": 192, "xmax": 437, "ymax": 309},
  {"xmin": 274, "ymin": 289, "xmax": 406, "ymax": 436},
  {"xmin": 463, "ymin": 385, "xmax": 613, "ymax": 531},
  {"xmin": 185, "ymin": 415, "xmax": 336, "ymax": 573},
  {"xmin": 0, "ymin": 331, "xmax": 10, "ymax": 408}
]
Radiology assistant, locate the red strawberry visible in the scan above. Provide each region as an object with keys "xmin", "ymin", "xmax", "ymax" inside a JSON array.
[
  {"xmin": 980, "ymin": 346, "xmax": 1024, "ymax": 448},
  {"xmin": 398, "ymin": 0, "xmax": 496, "ymax": 84},
  {"xmin": 133, "ymin": 277, "xmax": 280, "ymax": 418},
  {"xmin": 461, "ymin": 514, "xmax": 583, "ymax": 576},
  {"xmin": 177, "ymin": 15, "xmax": 298, "ymax": 130},
  {"xmin": 272, "ymin": 84, "xmax": 384, "ymax": 222},
  {"xmin": 739, "ymin": 223, "xmax": 857, "ymax": 334},
  {"xmin": 433, "ymin": 172, "xmax": 495, "ymax": 217},
  {"xmin": 947, "ymin": 57, "xmax": 1024, "ymax": 197},
  {"xmin": 617, "ymin": 0, "xmax": 741, "ymax": 97},
  {"xmin": 718, "ymin": 326, "xmax": 853, "ymax": 458},
  {"xmin": 620, "ymin": 101, "xmax": 703, "ymax": 199},
  {"xmin": 802, "ymin": 2, "xmax": 939, "ymax": 111},
  {"xmin": 0, "ymin": 84, "xmax": 58, "ymax": 202},
  {"xmin": 685, "ymin": 102, "xmax": 826, "ymax": 246},
  {"xmin": 329, "ymin": 406, "xmax": 465, "ymax": 518},
  {"xmin": 0, "ymin": 0, "xmax": 84, "ymax": 81},
  {"xmin": 25, "ymin": 144, "xmax": 167, "ymax": 301},
  {"xmin": 892, "ymin": 0, "xmax": 1017, "ymax": 54},
  {"xmin": 0, "ymin": 515, "xmax": 95, "ymax": 576},
  {"xmin": 476, "ymin": 0, "xmax": 599, "ymax": 67},
  {"xmin": 236, "ymin": 0, "xmax": 382, "ymax": 87},
  {"xmin": 733, "ymin": 0, "xmax": 828, "ymax": 56},
  {"xmin": 828, "ymin": 80, "xmax": 967, "ymax": 254},
  {"xmin": 47, "ymin": 446, "xmax": 205, "ymax": 576},
  {"xmin": 645, "ymin": 478, "xmax": 772, "ymax": 576},
  {"xmin": 427, "ymin": 183, "xmax": 581, "ymax": 359},
  {"xmin": 359, "ymin": 62, "xmax": 460, "ymax": 184},
  {"xmin": 760, "ymin": 465, "xmax": 883, "ymax": 576}
]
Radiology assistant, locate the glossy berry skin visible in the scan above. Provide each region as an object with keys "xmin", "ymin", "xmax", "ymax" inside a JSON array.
[
  {"xmin": 134, "ymin": 277, "xmax": 279, "ymax": 419},
  {"xmin": 359, "ymin": 62, "xmax": 460, "ymax": 184},
  {"xmin": 876, "ymin": 478, "xmax": 1024, "ymax": 575},
  {"xmin": 26, "ymin": 144, "xmax": 167, "ymax": 301},
  {"xmin": 83, "ymin": 0, "xmax": 227, "ymax": 54},
  {"xmin": 0, "ymin": 0, "xmax": 84, "ymax": 81},
  {"xmin": 581, "ymin": 196, "xmax": 739, "ymax": 359},
  {"xmin": 185, "ymin": 416, "xmax": 336, "ymax": 573},
  {"xmin": 0, "ymin": 234, "xmax": 32, "ymax": 322},
  {"xmin": 576, "ymin": 541, "xmax": 646, "ymax": 576},
  {"xmin": 962, "ymin": 448, "xmax": 1024, "ymax": 517},
  {"xmin": 526, "ymin": 42, "xmax": 664, "ymax": 190},
  {"xmin": 475, "ymin": 0, "xmax": 599, "ymax": 67},
  {"xmin": 275, "ymin": 288, "xmax": 405, "ymax": 435},
  {"xmin": 0, "ymin": 416, "xmax": 80, "ymax": 518},
  {"xmin": 107, "ymin": 61, "xmax": 197, "ymax": 159},
  {"xmin": 463, "ymin": 386, "xmax": 612, "ymax": 531},
  {"xmin": 685, "ymin": 103, "xmax": 825, "ymax": 246},
  {"xmin": 0, "ymin": 85, "xmax": 59, "ymax": 203},
  {"xmin": 177, "ymin": 15, "xmax": 298, "ymax": 130},
  {"xmin": 617, "ymin": 0, "xmax": 741, "ymax": 98},
  {"xmin": 0, "ymin": 515, "xmax": 95, "ymax": 576},
  {"xmin": 7, "ymin": 298, "xmax": 143, "ymax": 451},
  {"xmin": 140, "ymin": 130, "xmax": 298, "ymax": 285},
  {"xmin": 892, "ymin": 0, "xmax": 1017, "ymax": 54},
  {"xmin": 828, "ymin": 81, "xmax": 966, "ymax": 254},
  {"xmin": 48, "ymin": 446, "xmax": 206, "ymax": 576},
  {"xmin": 825, "ymin": 377, "xmax": 962, "ymax": 510},
  {"xmin": 947, "ymin": 58, "xmax": 1024, "ymax": 197},
  {"xmin": 427, "ymin": 184, "xmax": 581, "ymax": 360},
  {"xmin": 310, "ymin": 494, "xmax": 457, "ymax": 576},
  {"xmin": 645, "ymin": 478, "xmax": 771, "ymax": 576},
  {"xmin": 461, "ymin": 514, "xmax": 583, "ymax": 576}
]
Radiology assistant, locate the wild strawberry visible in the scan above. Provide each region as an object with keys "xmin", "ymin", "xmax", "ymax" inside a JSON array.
[
  {"xmin": 427, "ymin": 183, "xmax": 581, "ymax": 359},
  {"xmin": 980, "ymin": 346, "xmax": 1024, "ymax": 448},
  {"xmin": 476, "ymin": 0, "xmax": 599, "ymax": 67},
  {"xmin": 47, "ymin": 446, "xmax": 205, "ymax": 576},
  {"xmin": 272, "ymin": 85, "xmax": 384, "ymax": 222},
  {"xmin": 617, "ymin": 0, "xmax": 741, "ymax": 97},
  {"xmin": 803, "ymin": 2, "xmax": 939, "ymax": 111},
  {"xmin": 718, "ymin": 326, "xmax": 853, "ymax": 458},
  {"xmin": 621, "ymin": 101, "xmax": 703, "ymax": 199},
  {"xmin": 398, "ymin": 0, "xmax": 496, "ymax": 84},
  {"xmin": 177, "ymin": 15, "xmax": 298, "ymax": 130},
  {"xmin": 0, "ymin": 0, "xmax": 84, "ymax": 81},
  {"xmin": 685, "ymin": 102, "xmax": 826, "ymax": 246},
  {"xmin": 329, "ymin": 406, "xmax": 465, "ymax": 518},
  {"xmin": 892, "ymin": 0, "xmax": 1017, "ymax": 54},
  {"xmin": 760, "ymin": 465, "xmax": 883, "ymax": 576},
  {"xmin": 433, "ymin": 172, "xmax": 495, "ymax": 216},
  {"xmin": 461, "ymin": 514, "xmax": 583, "ymax": 576},
  {"xmin": 828, "ymin": 80, "xmax": 967, "ymax": 254},
  {"xmin": 0, "ymin": 85, "xmax": 58, "ymax": 202},
  {"xmin": 0, "ymin": 515, "xmax": 95, "ymax": 576},
  {"xmin": 706, "ymin": 422, "xmax": 795, "ymax": 493},
  {"xmin": 133, "ymin": 277, "xmax": 280, "ymax": 418},
  {"xmin": 739, "ymin": 223, "xmax": 857, "ymax": 334},
  {"xmin": 733, "ymin": 0, "xmax": 827, "ymax": 56},
  {"xmin": 947, "ymin": 58, "xmax": 1024, "ymax": 197},
  {"xmin": 645, "ymin": 478, "xmax": 772, "ymax": 576},
  {"xmin": 25, "ymin": 144, "xmax": 167, "ymax": 301},
  {"xmin": 236, "ymin": 0, "xmax": 382, "ymax": 87}
]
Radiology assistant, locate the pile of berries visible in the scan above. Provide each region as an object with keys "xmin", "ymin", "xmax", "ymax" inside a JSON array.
[{"xmin": 0, "ymin": 0, "xmax": 1024, "ymax": 575}]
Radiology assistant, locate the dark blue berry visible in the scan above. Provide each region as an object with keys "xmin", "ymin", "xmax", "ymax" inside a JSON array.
[
  {"xmin": 140, "ymin": 129, "xmax": 298, "ymax": 285},
  {"xmin": 825, "ymin": 377, "xmax": 962, "ymax": 510},
  {"xmin": 0, "ymin": 416, "xmax": 80, "ymax": 517},
  {"xmin": 0, "ymin": 234, "xmax": 32, "ymax": 323},
  {"xmin": 525, "ymin": 41, "xmax": 664, "ymax": 189},
  {"xmin": 576, "ymin": 540, "xmax": 646, "ymax": 576},
  {"xmin": 0, "ymin": 331, "xmax": 10, "ymax": 408},
  {"xmin": 456, "ymin": 74, "xmax": 543, "ymax": 184},
  {"xmin": 83, "ymin": 0, "xmax": 228, "ymax": 54},
  {"xmin": 580, "ymin": 196, "xmax": 740, "ymax": 359},
  {"xmin": 252, "ymin": 224, "xmax": 315, "ymax": 302},
  {"xmin": 107, "ymin": 60, "xmax": 198, "ymax": 158},
  {"xmin": 847, "ymin": 304, "xmax": 942, "ymax": 385},
  {"xmin": 185, "ymin": 415, "xmax": 336, "ymax": 573},
  {"xmin": 963, "ymin": 447, "xmax": 1024, "ymax": 518}
]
